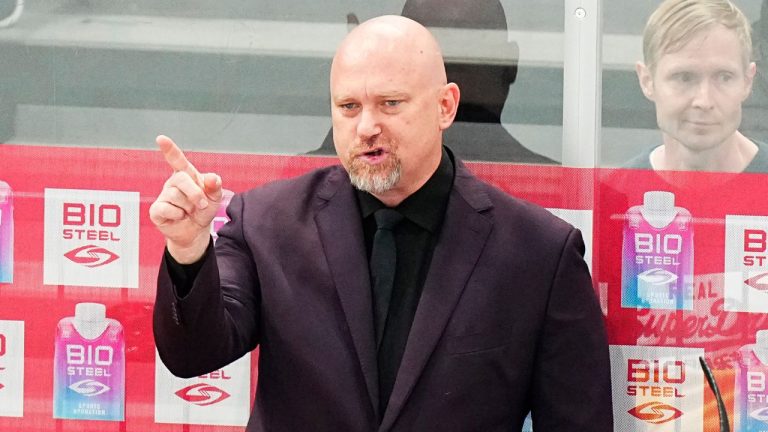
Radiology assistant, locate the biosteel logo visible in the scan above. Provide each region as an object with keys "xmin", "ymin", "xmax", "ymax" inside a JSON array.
[
  {"xmin": 175, "ymin": 369, "xmax": 232, "ymax": 407},
  {"xmin": 610, "ymin": 346, "xmax": 703, "ymax": 431},
  {"xmin": 62, "ymin": 202, "xmax": 121, "ymax": 242},
  {"xmin": 155, "ymin": 354, "xmax": 250, "ymax": 426},
  {"xmin": 68, "ymin": 379, "xmax": 111, "ymax": 397},
  {"xmin": 44, "ymin": 189, "xmax": 140, "ymax": 288},
  {"xmin": 724, "ymin": 216, "xmax": 768, "ymax": 312},
  {"xmin": 743, "ymin": 229, "xmax": 768, "ymax": 267},
  {"xmin": 624, "ymin": 357, "xmax": 689, "ymax": 426},
  {"xmin": 638, "ymin": 268, "xmax": 679, "ymax": 286},
  {"xmin": 740, "ymin": 229, "xmax": 768, "ymax": 292},
  {"xmin": 626, "ymin": 358, "xmax": 686, "ymax": 398},
  {"xmin": 175, "ymin": 383, "xmax": 231, "ymax": 406},
  {"xmin": 63, "ymin": 245, "xmax": 119, "ymax": 267},
  {"xmin": 633, "ymin": 232, "xmax": 684, "ymax": 266},
  {"xmin": 61, "ymin": 202, "xmax": 121, "ymax": 236},
  {"xmin": 751, "ymin": 406, "xmax": 768, "ymax": 422},
  {"xmin": 628, "ymin": 401, "xmax": 683, "ymax": 424}
]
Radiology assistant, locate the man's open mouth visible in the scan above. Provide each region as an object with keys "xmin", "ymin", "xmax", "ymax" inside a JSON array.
[{"xmin": 362, "ymin": 148, "xmax": 385, "ymax": 157}]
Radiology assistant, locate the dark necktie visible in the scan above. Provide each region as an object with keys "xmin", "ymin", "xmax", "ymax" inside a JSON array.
[{"xmin": 370, "ymin": 208, "xmax": 404, "ymax": 348}]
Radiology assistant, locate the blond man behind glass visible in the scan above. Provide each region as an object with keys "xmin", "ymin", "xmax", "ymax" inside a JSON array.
[{"xmin": 627, "ymin": 0, "xmax": 764, "ymax": 172}]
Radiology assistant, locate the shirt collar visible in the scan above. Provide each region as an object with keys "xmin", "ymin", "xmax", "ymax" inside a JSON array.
[{"xmin": 357, "ymin": 147, "xmax": 454, "ymax": 233}]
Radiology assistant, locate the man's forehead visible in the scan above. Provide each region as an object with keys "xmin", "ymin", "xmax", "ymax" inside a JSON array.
[
  {"xmin": 332, "ymin": 84, "xmax": 411, "ymax": 98},
  {"xmin": 657, "ymin": 42, "xmax": 746, "ymax": 72},
  {"xmin": 659, "ymin": 25, "xmax": 747, "ymax": 62},
  {"xmin": 335, "ymin": 38, "xmax": 401, "ymax": 69},
  {"xmin": 332, "ymin": 47, "xmax": 430, "ymax": 92},
  {"xmin": 331, "ymin": 70, "xmax": 416, "ymax": 98}
]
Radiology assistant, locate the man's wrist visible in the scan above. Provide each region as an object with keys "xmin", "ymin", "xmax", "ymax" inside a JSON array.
[{"xmin": 166, "ymin": 233, "xmax": 211, "ymax": 264}]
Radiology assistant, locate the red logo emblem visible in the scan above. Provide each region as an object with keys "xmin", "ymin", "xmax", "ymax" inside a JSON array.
[
  {"xmin": 628, "ymin": 401, "xmax": 683, "ymax": 424},
  {"xmin": 0, "ymin": 383, "xmax": 4, "ymax": 391},
  {"xmin": 175, "ymin": 383, "xmax": 231, "ymax": 406},
  {"xmin": 64, "ymin": 245, "xmax": 119, "ymax": 267},
  {"xmin": 745, "ymin": 272, "xmax": 768, "ymax": 291}
]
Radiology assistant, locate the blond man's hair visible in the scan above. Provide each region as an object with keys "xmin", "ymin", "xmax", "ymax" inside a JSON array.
[{"xmin": 643, "ymin": 0, "xmax": 753, "ymax": 72}]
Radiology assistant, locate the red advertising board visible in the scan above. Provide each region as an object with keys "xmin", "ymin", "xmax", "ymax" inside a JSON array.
[{"xmin": 2, "ymin": 143, "xmax": 765, "ymax": 430}]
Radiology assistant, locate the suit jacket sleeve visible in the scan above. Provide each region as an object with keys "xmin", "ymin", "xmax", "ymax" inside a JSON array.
[
  {"xmin": 530, "ymin": 228, "xmax": 613, "ymax": 431},
  {"xmin": 153, "ymin": 192, "xmax": 261, "ymax": 378}
]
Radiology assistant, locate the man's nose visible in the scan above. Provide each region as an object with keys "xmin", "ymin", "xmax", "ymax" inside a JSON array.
[
  {"xmin": 691, "ymin": 80, "xmax": 715, "ymax": 110},
  {"xmin": 356, "ymin": 107, "xmax": 382, "ymax": 140}
]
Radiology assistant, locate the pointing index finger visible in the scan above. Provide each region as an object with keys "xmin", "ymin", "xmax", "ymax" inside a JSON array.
[{"xmin": 156, "ymin": 135, "xmax": 202, "ymax": 184}]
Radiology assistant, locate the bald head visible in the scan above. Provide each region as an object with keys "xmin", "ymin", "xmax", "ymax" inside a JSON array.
[
  {"xmin": 331, "ymin": 15, "xmax": 448, "ymax": 89},
  {"xmin": 328, "ymin": 15, "xmax": 460, "ymax": 206}
]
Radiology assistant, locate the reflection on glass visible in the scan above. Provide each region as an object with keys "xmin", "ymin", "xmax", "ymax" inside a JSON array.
[
  {"xmin": 742, "ymin": 0, "xmax": 768, "ymax": 144},
  {"xmin": 308, "ymin": 0, "xmax": 557, "ymax": 164},
  {"xmin": 623, "ymin": 0, "xmax": 764, "ymax": 172}
]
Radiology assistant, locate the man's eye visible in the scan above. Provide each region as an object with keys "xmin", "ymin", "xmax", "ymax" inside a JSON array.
[
  {"xmin": 384, "ymin": 100, "xmax": 401, "ymax": 107},
  {"xmin": 673, "ymin": 72, "xmax": 694, "ymax": 83},
  {"xmin": 340, "ymin": 103, "xmax": 358, "ymax": 110},
  {"xmin": 717, "ymin": 72, "xmax": 734, "ymax": 83}
]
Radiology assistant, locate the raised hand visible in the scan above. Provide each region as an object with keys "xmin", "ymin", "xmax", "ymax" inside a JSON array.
[{"xmin": 149, "ymin": 135, "xmax": 223, "ymax": 263}]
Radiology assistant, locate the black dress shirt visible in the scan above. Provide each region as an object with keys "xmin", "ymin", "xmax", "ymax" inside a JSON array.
[{"xmin": 356, "ymin": 148, "xmax": 454, "ymax": 414}]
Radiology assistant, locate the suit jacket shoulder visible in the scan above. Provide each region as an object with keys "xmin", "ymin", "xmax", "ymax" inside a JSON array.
[{"xmin": 452, "ymin": 161, "xmax": 578, "ymax": 248}]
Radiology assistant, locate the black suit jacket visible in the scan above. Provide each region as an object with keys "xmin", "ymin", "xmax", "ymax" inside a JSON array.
[{"xmin": 153, "ymin": 158, "xmax": 612, "ymax": 431}]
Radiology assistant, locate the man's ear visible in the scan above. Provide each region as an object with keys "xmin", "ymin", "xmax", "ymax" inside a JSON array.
[
  {"xmin": 742, "ymin": 61, "xmax": 757, "ymax": 101},
  {"xmin": 438, "ymin": 83, "xmax": 460, "ymax": 130},
  {"xmin": 636, "ymin": 61, "xmax": 655, "ymax": 101}
]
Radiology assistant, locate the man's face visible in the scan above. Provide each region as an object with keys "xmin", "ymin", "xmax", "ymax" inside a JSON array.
[
  {"xmin": 330, "ymin": 38, "xmax": 449, "ymax": 198},
  {"xmin": 637, "ymin": 24, "xmax": 756, "ymax": 153}
]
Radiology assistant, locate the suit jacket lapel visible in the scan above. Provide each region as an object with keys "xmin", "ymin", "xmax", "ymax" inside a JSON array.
[
  {"xmin": 314, "ymin": 168, "xmax": 381, "ymax": 418},
  {"xmin": 380, "ymin": 165, "xmax": 494, "ymax": 430}
]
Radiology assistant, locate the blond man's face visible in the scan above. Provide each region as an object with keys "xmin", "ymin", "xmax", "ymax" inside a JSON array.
[{"xmin": 637, "ymin": 24, "xmax": 756, "ymax": 153}]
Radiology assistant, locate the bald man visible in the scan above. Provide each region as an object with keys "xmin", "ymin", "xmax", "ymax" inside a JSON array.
[{"xmin": 151, "ymin": 16, "xmax": 612, "ymax": 431}]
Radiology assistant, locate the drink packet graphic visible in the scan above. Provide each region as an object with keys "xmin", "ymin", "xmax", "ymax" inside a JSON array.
[
  {"xmin": 621, "ymin": 191, "xmax": 693, "ymax": 310},
  {"xmin": 736, "ymin": 330, "xmax": 768, "ymax": 431},
  {"xmin": 53, "ymin": 303, "xmax": 125, "ymax": 421}
]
